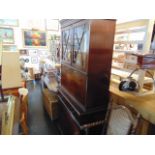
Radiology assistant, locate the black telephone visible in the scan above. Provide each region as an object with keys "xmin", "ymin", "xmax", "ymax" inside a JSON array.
[
  {"xmin": 119, "ymin": 77, "xmax": 139, "ymax": 91},
  {"xmin": 119, "ymin": 69, "xmax": 155, "ymax": 92}
]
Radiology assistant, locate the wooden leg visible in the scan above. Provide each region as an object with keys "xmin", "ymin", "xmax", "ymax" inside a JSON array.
[{"xmin": 20, "ymin": 113, "xmax": 29, "ymax": 135}]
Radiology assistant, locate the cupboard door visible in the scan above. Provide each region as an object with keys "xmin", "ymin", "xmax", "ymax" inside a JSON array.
[
  {"xmin": 72, "ymin": 23, "xmax": 89, "ymax": 71},
  {"xmin": 62, "ymin": 29, "xmax": 73, "ymax": 64},
  {"xmin": 61, "ymin": 65, "xmax": 87, "ymax": 110}
]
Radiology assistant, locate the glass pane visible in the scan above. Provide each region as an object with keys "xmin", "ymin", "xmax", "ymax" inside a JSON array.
[
  {"xmin": 73, "ymin": 24, "xmax": 89, "ymax": 70},
  {"xmin": 62, "ymin": 29, "xmax": 72, "ymax": 63}
]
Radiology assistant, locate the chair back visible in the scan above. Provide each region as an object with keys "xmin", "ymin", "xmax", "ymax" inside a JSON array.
[{"xmin": 105, "ymin": 102, "xmax": 140, "ymax": 135}]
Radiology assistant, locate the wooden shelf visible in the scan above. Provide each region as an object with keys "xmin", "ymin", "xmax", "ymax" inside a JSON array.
[
  {"xmin": 116, "ymin": 26, "xmax": 147, "ymax": 34},
  {"xmin": 114, "ymin": 40, "xmax": 144, "ymax": 44},
  {"xmin": 114, "ymin": 49, "xmax": 142, "ymax": 53}
]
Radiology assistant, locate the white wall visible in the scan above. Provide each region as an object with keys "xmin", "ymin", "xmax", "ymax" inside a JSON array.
[
  {"xmin": 1, "ymin": 19, "xmax": 61, "ymax": 72},
  {"xmin": 12, "ymin": 19, "xmax": 61, "ymax": 49}
]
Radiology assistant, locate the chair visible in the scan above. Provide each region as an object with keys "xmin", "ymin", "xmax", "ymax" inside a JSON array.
[
  {"xmin": 1, "ymin": 96, "xmax": 16, "ymax": 135},
  {"xmin": 18, "ymin": 88, "xmax": 29, "ymax": 135},
  {"xmin": 104, "ymin": 100, "xmax": 140, "ymax": 135}
]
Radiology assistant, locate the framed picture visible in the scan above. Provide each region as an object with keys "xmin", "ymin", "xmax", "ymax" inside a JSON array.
[
  {"xmin": 28, "ymin": 49, "xmax": 38, "ymax": 56},
  {"xmin": 23, "ymin": 29, "xmax": 47, "ymax": 48},
  {"xmin": 19, "ymin": 49, "xmax": 29, "ymax": 55},
  {"xmin": 31, "ymin": 56, "xmax": 38, "ymax": 64},
  {"xmin": 0, "ymin": 19, "xmax": 19, "ymax": 27},
  {"xmin": 45, "ymin": 19, "xmax": 59, "ymax": 31},
  {"xmin": 0, "ymin": 28, "xmax": 14, "ymax": 44},
  {"xmin": 3, "ymin": 45, "xmax": 17, "ymax": 52}
]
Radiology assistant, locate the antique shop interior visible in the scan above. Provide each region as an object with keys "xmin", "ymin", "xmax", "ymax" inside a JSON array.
[{"xmin": 0, "ymin": 19, "xmax": 155, "ymax": 135}]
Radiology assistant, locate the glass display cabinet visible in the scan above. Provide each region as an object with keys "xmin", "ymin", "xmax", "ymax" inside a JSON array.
[
  {"xmin": 72, "ymin": 23, "xmax": 89, "ymax": 71},
  {"xmin": 62, "ymin": 29, "xmax": 72, "ymax": 64},
  {"xmin": 58, "ymin": 19, "xmax": 116, "ymax": 134}
]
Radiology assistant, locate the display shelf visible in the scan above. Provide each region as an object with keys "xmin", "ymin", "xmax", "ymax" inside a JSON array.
[
  {"xmin": 111, "ymin": 20, "xmax": 155, "ymax": 95},
  {"xmin": 116, "ymin": 26, "xmax": 147, "ymax": 34},
  {"xmin": 114, "ymin": 40, "xmax": 144, "ymax": 45},
  {"xmin": 114, "ymin": 49, "xmax": 142, "ymax": 53},
  {"xmin": 113, "ymin": 20, "xmax": 154, "ymax": 56}
]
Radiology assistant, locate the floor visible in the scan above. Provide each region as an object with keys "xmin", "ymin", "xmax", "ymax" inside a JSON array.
[{"xmin": 26, "ymin": 80, "xmax": 59, "ymax": 135}]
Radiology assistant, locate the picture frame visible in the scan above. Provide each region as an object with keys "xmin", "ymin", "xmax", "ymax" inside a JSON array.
[
  {"xmin": 45, "ymin": 19, "xmax": 59, "ymax": 31},
  {"xmin": 38, "ymin": 49, "xmax": 48, "ymax": 56},
  {"xmin": 0, "ymin": 28, "xmax": 14, "ymax": 44},
  {"xmin": 0, "ymin": 19, "xmax": 19, "ymax": 27},
  {"xmin": 31, "ymin": 56, "xmax": 38, "ymax": 64},
  {"xmin": 3, "ymin": 45, "xmax": 17, "ymax": 52},
  {"xmin": 28, "ymin": 49, "xmax": 38, "ymax": 56},
  {"xmin": 19, "ymin": 49, "xmax": 29, "ymax": 56},
  {"xmin": 23, "ymin": 29, "xmax": 47, "ymax": 48}
]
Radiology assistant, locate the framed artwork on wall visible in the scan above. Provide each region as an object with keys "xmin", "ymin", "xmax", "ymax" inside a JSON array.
[
  {"xmin": 19, "ymin": 49, "xmax": 29, "ymax": 55},
  {"xmin": 31, "ymin": 56, "xmax": 38, "ymax": 64},
  {"xmin": 0, "ymin": 28, "xmax": 14, "ymax": 44},
  {"xmin": 0, "ymin": 19, "xmax": 19, "ymax": 27},
  {"xmin": 28, "ymin": 49, "xmax": 38, "ymax": 56},
  {"xmin": 45, "ymin": 19, "xmax": 59, "ymax": 31},
  {"xmin": 23, "ymin": 29, "xmax": 47, "ymax": 48},
  {"xmin": 3, "ymin": 45, "xmax": 17, "ymax": 52}
]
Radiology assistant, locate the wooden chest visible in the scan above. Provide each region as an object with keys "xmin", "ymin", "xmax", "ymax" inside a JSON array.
[{"xmin": 42, "ymin": 89, "xmax": 58, "ymax": 120}]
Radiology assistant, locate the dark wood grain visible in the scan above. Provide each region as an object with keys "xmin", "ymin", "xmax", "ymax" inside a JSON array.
[{"xmin": 58, "ymin": 19, "xmax": 116, "ymax": 134}]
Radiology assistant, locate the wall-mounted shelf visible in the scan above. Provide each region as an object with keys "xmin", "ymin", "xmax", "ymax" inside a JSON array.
[
  {"xmin": 114, "ymin": 20, "xmax": 154, "ymax": 54},
  {"xmin": 114, "ymin": 40, "xmax": 144, "ymax": 44}
]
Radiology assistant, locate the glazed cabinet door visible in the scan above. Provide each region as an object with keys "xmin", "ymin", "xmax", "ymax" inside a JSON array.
[
  {"xmin": 72, "ymin": 23, "xmax": 89, "ymax": 72},
  {"xmin": 62, "ymin": 28, "xmax": 73, "ymax": 64}
]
